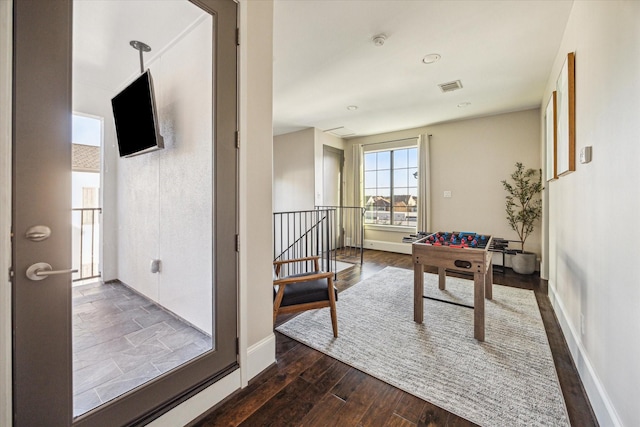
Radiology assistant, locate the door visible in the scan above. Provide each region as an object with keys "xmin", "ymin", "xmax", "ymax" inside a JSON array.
[
  {"xmin": 322, "ymin": 145, "xmax": 343, "ymax": 208},
  {"xmin": 13, "ymin": 2, "xmax": 73, "ymax": 424},
  {"xmin": 12, "ymin": 0, "xmax": 238, "ymax": 425},
  {"xmin": 322, "ymin": 145, "xmax": 344, "ymax": 247}
]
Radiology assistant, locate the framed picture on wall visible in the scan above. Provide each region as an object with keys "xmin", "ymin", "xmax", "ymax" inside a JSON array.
[
  {"xmin": 556, "ymin": 52, "xmax": 576, "ymax": 176},
  {"xmin": 545, "ymin": 91, "xmax": 558, "ymax": 181}
]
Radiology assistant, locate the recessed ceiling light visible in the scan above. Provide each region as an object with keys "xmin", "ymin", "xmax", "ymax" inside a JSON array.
[
  {"xmin": 457, "ymin": 102, "xmax": 471, "ymax": 108},
  {"xmin": 422, "ymin": 53, "xmax": 441, "ymax": 64},
  {"xmin": 347, "ymin": 105, "xmax": 358, "ymax": 111}
]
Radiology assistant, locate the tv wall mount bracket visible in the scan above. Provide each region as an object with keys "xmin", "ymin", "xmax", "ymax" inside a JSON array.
[{"xmin": 130, "ymin": 40, "xmax": 151, "ymax": 74}]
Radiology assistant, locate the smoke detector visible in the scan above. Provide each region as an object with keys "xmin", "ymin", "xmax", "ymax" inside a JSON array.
[{"xmin": 372, "ymin": 34, "xmax": 387, "ymax": 46}]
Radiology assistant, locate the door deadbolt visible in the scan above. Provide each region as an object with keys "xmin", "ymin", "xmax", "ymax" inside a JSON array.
[{"xmin": 25, "ymin": 225, "xmax": 51, "ymax": 242}]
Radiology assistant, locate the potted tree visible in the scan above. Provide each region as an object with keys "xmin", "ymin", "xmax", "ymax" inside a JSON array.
[{"xmin": 501, "ymin": 162, "xmax": 543, "ymax": 274}]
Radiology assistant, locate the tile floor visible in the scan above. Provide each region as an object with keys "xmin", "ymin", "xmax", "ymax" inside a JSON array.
[{"xmin": 72, "ymin": 280, "xmax": 211, "ymax": 417}]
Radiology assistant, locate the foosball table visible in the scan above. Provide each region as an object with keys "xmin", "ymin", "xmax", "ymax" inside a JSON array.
[{"xmin": 412, "ymin": 231, "xmax": 494, "ymax": 341}]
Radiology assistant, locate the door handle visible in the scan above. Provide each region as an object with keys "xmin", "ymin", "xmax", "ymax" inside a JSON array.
[{"xmin": 26, "ymin": 262, "xmax": 78, "ymax": 281}]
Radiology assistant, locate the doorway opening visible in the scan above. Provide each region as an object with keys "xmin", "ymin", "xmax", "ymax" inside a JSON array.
[
  {"xmin": 72, "ymin": 113, "xmax": 102, "ymax": 285},
  {"xmin": 13, "ymin": 0, "xmax": 238, "ymax": 424},
  {"xmin": 70, "ymin": 0, "xmax": 216, "ymax": 417}
]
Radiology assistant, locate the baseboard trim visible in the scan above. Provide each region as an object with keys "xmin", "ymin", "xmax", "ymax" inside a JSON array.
[
  {"xmin": 364, "ymin": 239, "xmax": 412, "ymax": 255},
  {"xmin": 548, "ymin": 281, "xmax": 622, "ymax": 427},
  {"xmin": 246, "ymin": 333, "xmax": 276, "ymax": 381},
  {"xmin": 147, "ymin": 369, "xmax": 241, "ymax": 427},
  {"xmin": 145, "ymin": 332, "xmax": 275, "ymax": 426}
]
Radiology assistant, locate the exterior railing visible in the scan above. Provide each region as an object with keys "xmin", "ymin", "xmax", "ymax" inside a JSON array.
[
  {"xmin": 273, "ymin": 208, "xmax": 335, "ymax": 278},
  {"xmin": 72, "ymin": 207, "xmax": 101, "ymax": 282},
  {"xmin": 316, "ymin": 206, "xmax": 365, "ymax": 265}
]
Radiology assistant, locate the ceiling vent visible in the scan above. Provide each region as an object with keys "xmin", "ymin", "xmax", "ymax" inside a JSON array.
[
  {"xmin": 438, "ymin": 80, "xmax": 463, "ymax": 93},
  {"xmin": 324, "ymin": 127, "xmax": 356, "ymax": 138}
]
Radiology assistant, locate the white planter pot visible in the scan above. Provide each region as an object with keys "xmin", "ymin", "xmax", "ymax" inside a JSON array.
[{"xmin": 512, "ymin": 252, "xmax": 536, "ymax": 274}]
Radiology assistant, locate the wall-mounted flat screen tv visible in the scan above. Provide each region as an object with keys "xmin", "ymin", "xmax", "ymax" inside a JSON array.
[{"xmin": 111, "ymin": 70, "xmax": 164, "ymax": 157}]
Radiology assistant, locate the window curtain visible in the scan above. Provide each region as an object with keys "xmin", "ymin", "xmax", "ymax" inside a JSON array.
[
  {"xmin": 352, "ymin": 143, "xmax": 363, "ymax": 207},
  {"xmin": 417, "ymin": 134, "xmax": 431, "ymax": 232}
]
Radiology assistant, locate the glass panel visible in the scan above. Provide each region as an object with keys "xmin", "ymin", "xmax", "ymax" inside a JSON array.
[
  {"xmin": 377, "ymin": 151, "xmax": 391, "ymax": 169},
  {"xmin": 364, "ymin": 171, "xmax": 377, "ymax": 189},
  {"xmin": 392, "ymin": 192, "xmax": 407, "ymax": 225},
  {"xmin": 394, "ymin": 149, "xmax": 408, "ymax": 169},
  {"xmin": 73, "ymin": 114, "xmax": 102, "ymax": 146},
  {"xmin": 408, "ymin": 147, "xmax": 418, "ymax": 167},
  {"xmin": 394, "ymin": 168, "xmax": 408, "ymax": 187},
  {"xmin": 364, "ymin": 152, "xmax": 377, "ymax": 171},
  {"xmin": 409, "ymin": 167, "xmax": 418, "ymax": 182},
  {"xmin": 377, "ymin": 170, "xmax": 390, "ymax": 188},
  {"xmin": 377, "ymin": 187, "xmax": 391, "ymax": 197},
  {"xmin": 72, "ymin": 1, "xmax": 213, "ymax": 417}
]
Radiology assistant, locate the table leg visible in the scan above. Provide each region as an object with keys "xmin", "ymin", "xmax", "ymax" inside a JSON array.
[
  {"xmin": 438, "ymin": 267, "xmax": 446, "ymax": 290},
  {"xmin": 485, "ymin": 259, "xmax": 493, "ymax": 300},
  {"xmin": 414, "ymin": 262, "xmax": 424, "ymax": 323},
  {"xmin": 474, "ymin": 272, "xmax": 485, "ymax": 341}
]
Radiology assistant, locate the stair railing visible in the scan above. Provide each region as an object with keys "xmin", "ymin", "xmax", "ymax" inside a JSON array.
[
  {"xmin": 315, "ymin": 205, "xmax": 365, "ymax": 265},
  {"xmin": 273, "ymin": 208, "xmax": 335, "ymax": 277}
]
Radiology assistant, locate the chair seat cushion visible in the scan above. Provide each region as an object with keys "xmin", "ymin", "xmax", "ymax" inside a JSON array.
[{"xmin": 278, "ymin": 273, "xmax": 338, "ymax": 307}]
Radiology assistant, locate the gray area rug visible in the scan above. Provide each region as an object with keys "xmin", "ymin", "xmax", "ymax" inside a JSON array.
[{"xmin": 276, "ymin": 266, "xmax": 569, "ymax": 427}]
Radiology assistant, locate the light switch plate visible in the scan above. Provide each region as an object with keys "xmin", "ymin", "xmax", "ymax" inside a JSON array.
[{"xmin": 580, "ymin": 146, "xmax": 592, "ymax": 164}]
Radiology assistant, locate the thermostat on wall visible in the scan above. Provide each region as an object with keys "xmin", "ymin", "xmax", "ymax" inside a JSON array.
[{"xmin": 580, "ymin": 146, "xmax": 592, "ymax": 164}]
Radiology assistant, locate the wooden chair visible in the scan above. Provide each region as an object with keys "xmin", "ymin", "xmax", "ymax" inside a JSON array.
[{"xmin": 273, "ymin": 256, "xmax": 338, "ymax": 338}]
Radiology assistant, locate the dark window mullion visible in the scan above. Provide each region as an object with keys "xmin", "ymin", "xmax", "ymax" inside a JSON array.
[{"xmin": 390, "ymin": 150, "xmax": 394, "ymax": 225}]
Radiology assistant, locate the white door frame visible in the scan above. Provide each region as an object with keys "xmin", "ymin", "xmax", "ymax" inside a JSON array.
[{"xmin": 0, "ymin": 1, "xmax": 13, "ymax": 426}]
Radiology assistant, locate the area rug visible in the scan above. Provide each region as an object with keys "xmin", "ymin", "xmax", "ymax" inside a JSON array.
[{"xmin": 276, "ymin": 266, "xmax": 569, "ymax": 427}]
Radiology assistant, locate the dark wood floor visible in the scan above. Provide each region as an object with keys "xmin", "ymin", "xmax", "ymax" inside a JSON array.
[{"xmin": 191, "ymin": 250, "xmax": 598, "ymax": 427}]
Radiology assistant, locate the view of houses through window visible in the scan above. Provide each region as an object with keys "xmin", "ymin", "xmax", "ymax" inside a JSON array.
[{"xmin": 364, "ymin": 147, "xmax": 417, "ymax": 226}]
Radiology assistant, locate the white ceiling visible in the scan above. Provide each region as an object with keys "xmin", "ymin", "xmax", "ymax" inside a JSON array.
[
  {"xmin": 73, "ymin": 0, "xmax": 205, "ymax": 93},
  {"xmin": 73, "ymin": 0, "xmax": 575, "ymax": 139},
  {"xmin": 273, "ymin": 0, "xmax": 574, "ymax": 138}
]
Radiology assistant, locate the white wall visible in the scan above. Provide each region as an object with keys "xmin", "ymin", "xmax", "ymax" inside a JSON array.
[
  {"xmin": 345, "ymin": 109, "xmax": 542, "ymax": 258},
  {"xmin": 273, "ymin": 128, "xmax": 346, "ymax": 211},
  {"xmin": 116, "ymin": 16, "xmax": 213, "ymax": 334},
  {"xmin": 543, "ymin": 2, "xmax": 640, "ymax": 426},
  {"xmin": 313, "ymin": 128, "xmax": 346, "ymax": 206},
  {"xmin": 273, "ymin": 128, "xmax": 316, "ymax": 211},
  {"xmin": 238, "ymin": 0, "xmax": 276, "ymax": 374}
]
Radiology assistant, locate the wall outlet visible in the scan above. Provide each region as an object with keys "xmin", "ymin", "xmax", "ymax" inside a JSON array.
[
  {"xmin": 443, "ymin": 190, "xmax": 452, "ymax": 198},
  {"xmin": 150, "ymin": 259, "xmax": 161, "ymax": 274},
  {"xmin": 580, "ymin": 146, "xmax": 592, "ymax": 164}
]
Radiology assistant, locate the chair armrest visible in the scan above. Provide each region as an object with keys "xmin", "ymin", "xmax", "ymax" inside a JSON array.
[
  {"xmin": 273, "ymin": 256, "xmax": 321, "ymax": 276},
  {"xmin": 273, "ymin": 256, "xmax": 320, "ymax": 266},
  {"xmin": 273, "ymin": 271, "xmax": 332, "ymax": 286}
]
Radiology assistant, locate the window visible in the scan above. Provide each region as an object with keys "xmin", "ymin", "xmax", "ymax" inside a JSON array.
[{"xmin": 364, "ymin": 147, "xmax": 418, "ymax": 226}]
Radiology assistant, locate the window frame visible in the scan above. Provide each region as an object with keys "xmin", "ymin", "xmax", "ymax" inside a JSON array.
[{"xmin": 363, "ymin": 145, "xmax": 418, "ymax": 230}]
